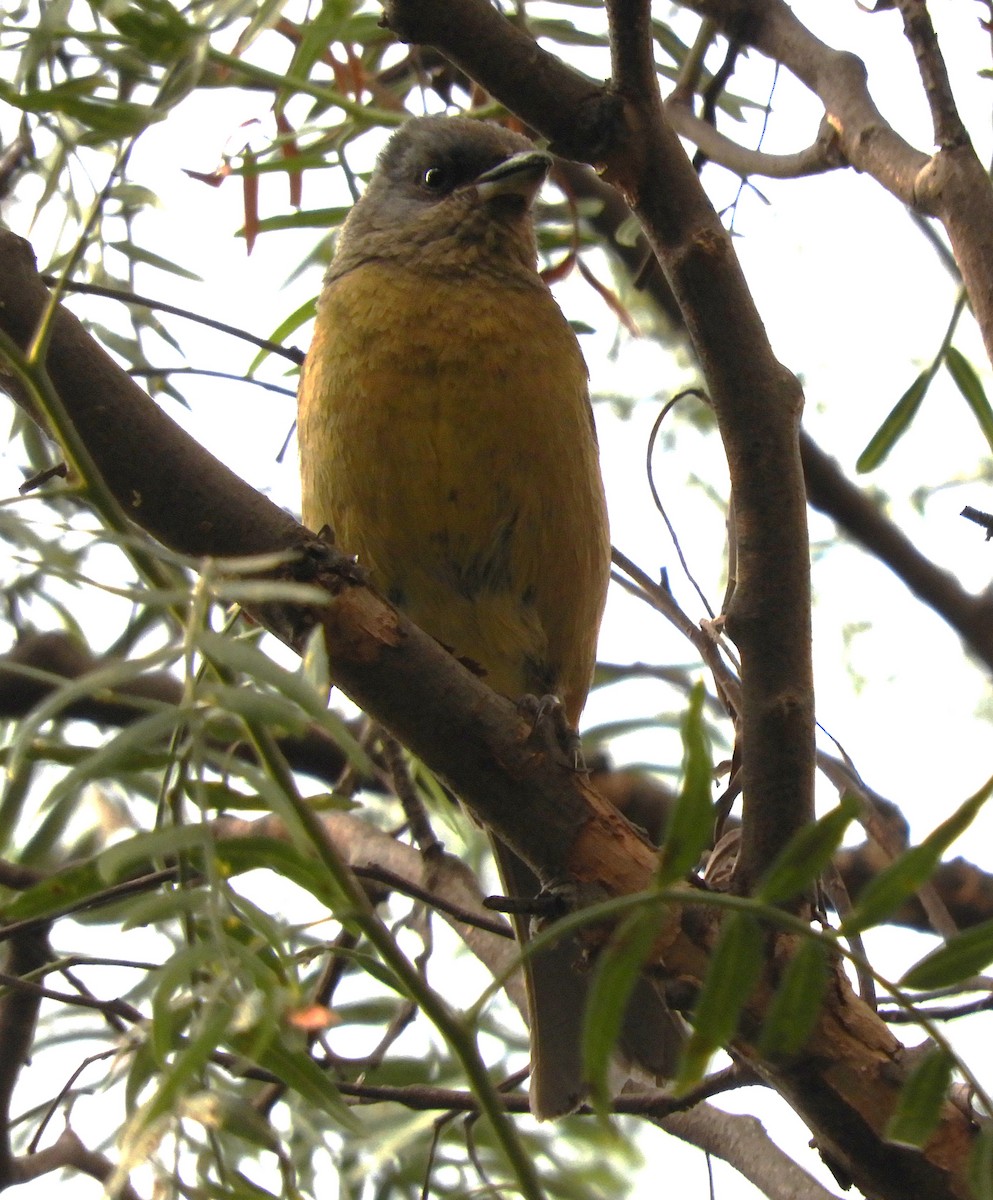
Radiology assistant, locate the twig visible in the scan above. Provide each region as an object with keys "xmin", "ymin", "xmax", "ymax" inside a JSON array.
[
  {"xmin": 38, "ymin": 276, "xmax": 305, "ymax": 365},
  {"xmin": 961, "ymin": 506, "xmax": 993, "ymax": 541},
  {"xmin": 895, "ymin": 0, "xmax": 969, "ymax": 149}
]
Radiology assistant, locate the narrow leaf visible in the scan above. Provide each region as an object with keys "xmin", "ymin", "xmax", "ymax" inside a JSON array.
[
  {"xmin": 582, "ymin": 906, "xmax": 661, "ymax": 1112},
  {"xmin": 195, "ymin": 630, "xmax": 374, "ymax": 775},
  {"xmin": 885, "ymin": 1047, "xmax": 953, "ymax": 1148},
  {"xmin": 758, "ymin": 937, "xmax": 829, "ymax": 1059},
  {"xmin": 216, "ymin": 837, "xmax": 351, "ymax": 913},
  {"xmin": 256, "ymin": 1038, "xmax": 357, "ymax": 1129},
  {"xmin": 856, "ymin": 371, "xmax": 931, "ymax": 473},
  {"xmin": 658, "ymin": 681, "xmax": 713, "ymax": 884},
  {"xmin": 901, "ymin": 918, "xmax": 993, "ymax": 991},
  {"xmin": 945, "ymin": 346, "xmax": 993, "ymax": 453},
  {"xmin": 141, "ymin": 1000, "xmax": 235, "ymax": 1131},
  {"xmin": 844, "ymin": 772, "xmax": 993, "ymax": 935},
  {"xmin": 2, "ymin": 857, "xmax": 109, "ymax": 923},
  {"xmin": 42, "ymin": 709, "xmax": 191, "ymax": 812},
  {"xmin": 758, "ymin": 795, "xmax": 859, "ymax": 905},
  {"xmin": 969, "ymin": 1123, "xmax": 993, "ymax": 1200},
  {"xmin": 98, "ymin": 825, "xmax": 213, "ymax": 884},
  {"xmin": 108, "ymin": 240, "xmax": 202, "ymax": 280},
  {"xmin": 676, "ymin": 913, "xmax": 763, "ymax": 1090}
]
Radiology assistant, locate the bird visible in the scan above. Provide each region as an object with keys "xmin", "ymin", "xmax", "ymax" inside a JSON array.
[{"xmin": 298, "ymin": 115, "xmax": 677, "ymax": 1117}]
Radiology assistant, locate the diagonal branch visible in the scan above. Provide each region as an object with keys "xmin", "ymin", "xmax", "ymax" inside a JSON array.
[
  {"xmin": 681, "ymin": 0, "xmax": 993, "ymax": 383},
  {"xmin": 896, "ymin": 0, "xmax": 969, "ymax": 149}
]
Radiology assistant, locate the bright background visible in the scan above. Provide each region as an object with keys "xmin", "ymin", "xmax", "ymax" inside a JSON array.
[{"xmin": 2, "ymin": 2, "xmax": 993, "ymax": 1196}]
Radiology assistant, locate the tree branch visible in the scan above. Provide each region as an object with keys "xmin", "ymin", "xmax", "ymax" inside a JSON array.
[
  {"xmin": 602, "ymin": 0, "xmax": 815, "ymax": 892},
  {"xmin": 896, "ymin": 0, "xmax": 969, "ymax": 149},
  {"xmin": 0, "ymin": 927, "xmax": 51, "ymax": 1185},
  {"xmin": 556, "ymin": 158, "xmax": 993, "ymax": 674},
  {"xmin": 681, "ymin": 0, "xmax": 993, "ymax": 387},
  {"xmin": 666, "ymin": 99, "xmax": 845, "ymax": 179}
]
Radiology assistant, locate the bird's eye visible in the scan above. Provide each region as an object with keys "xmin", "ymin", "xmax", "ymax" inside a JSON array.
[{"xmin": 422, "ymin": 165, "xmax": 449, "ymax": 190}]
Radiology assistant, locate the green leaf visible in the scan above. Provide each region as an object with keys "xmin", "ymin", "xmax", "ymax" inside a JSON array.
[
  {"xmin": 677, "ymin": 912, "xmax": 764, "ymax": 1090},
  {"xmin": 248, "ymin": 202, "xmax": 349, "ymax": 231},
  {"xmin": 41, "ymin": 709, "xmax": 192, "ymax": 813},
  {"xmin": 758, "ymin": 938, "xmax": 829, "ymax": 1059},
  {"xmin": 0, "ymin": 78, "xmax": 163, "ymax": 138},
  {"xmin": 757, "ymin": 795, "xmax": 859, "ymax": 905},
  {"xmin": 2, "ymin": 857, "xmax": 108, "ymax": 924},
  {"xmin": 856, "ymin": 370, "xmax": 931, "ymax": 473},
  {"xmin": 194, "ymin": 630, "xmax": 374, "ymax": 775},
  {"xmin": 141, "ymin": 999, "xmax": 236, "ymax": 1133},
  {"xmin": 945, "ymin": 346, "xmax": 993, "ymax": 453},
  {"xmin": 581, "ymin": 904, "xmax": 662, "ymax": 1112},
  {"xmin": 901, "ymin": 918, "xmax": 993, "ymax": 991},
  {"xmin": 125, "ymin": 1036, "xmax": 159, "ymax": 1115},
  {"xmin": 528, "ymin": 18, "xmax": 609, "ymax": 47},
  {"xmin": 2, "ymin": 647, "xmax": 178, "ymax": 794},
  {"xmin": 104, "ymin": 0, "xmax": 196, "ymax": 64},
  {"xmin": 885, "ymin": 1047, "xmax": 953, "ymax": 1148},
  {"xmin": 658, "ymin": 681, "xmax": 713, "ymax": 883},
  {"xmin": 108, "ymin": 240, "xmax": 202, "ymax": 280},
  {"xmin": 117, "ymin": 887, "xmax": 207, "ymax": 931},
  {"xmin": 300, "ymin": 623, "xmax": 332, "ymax": 704},
  {"xmin": 256, "ymin": 1037, "xmax": 358, "ymax": 1129},
  {"xmin": 97, "ymin": 825, "xmax": 214, "ymax": 884},
  {"xmin": 247, "ymin": 296, "xmax": 318, "ymax": 375},
  {"xmin": 185, "ymin": 1093, "xmax": 281, "ymax": 1154},
  {"xmin": 844, "ymin": 772, "xmax": 993, "ymax": 936},
  {"xmin": 281, "ymin": 0, "xmax": 351, "ymax": 100},
  {"xmin": 216, "ymin": 837, "xmax": 351, "ymax": 914},
  {"xmin": 969, "ymin": 1123, "xmax": 993, "ymax": 1200}
]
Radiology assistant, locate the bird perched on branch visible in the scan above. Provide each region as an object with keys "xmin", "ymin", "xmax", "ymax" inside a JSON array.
[{"xmin": 298, "ymin": 115, "xmax": 675, "ymax": 1117}]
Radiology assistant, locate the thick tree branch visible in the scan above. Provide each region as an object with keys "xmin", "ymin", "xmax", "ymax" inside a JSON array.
[
  {"xmin": 606, "ymin": 0, "xmax": 815, "ymax": 891},
  {"xmin": 6, "ymin": 1127, "xmax": 140, "ymax": 1200},
  {"xmin": 0, "ymin": 927, "xmax": 50, "ymax": 1185},
  {"xmin": 659, "ymin": 1106, "xmax": 843, "ymax": 1200}
]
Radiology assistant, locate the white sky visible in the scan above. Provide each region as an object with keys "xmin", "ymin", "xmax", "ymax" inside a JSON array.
[{"xmin": 3, "ymin": 2, "xmax": 993, "ymax": 1197}]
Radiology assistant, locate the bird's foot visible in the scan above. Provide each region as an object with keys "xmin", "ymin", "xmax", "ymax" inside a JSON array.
[
  {"xmin": 517, "ymin": 693, "xmax": 585, "ymax": 770},
  {"xmin": 298, "ymin": 528, "xmax": 368, "ymax": 588}
]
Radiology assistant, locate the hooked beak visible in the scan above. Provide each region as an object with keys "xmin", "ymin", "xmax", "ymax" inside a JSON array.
[{"xmin": 473, "ymin": 150, "xmax": 552, "ymax": 205}]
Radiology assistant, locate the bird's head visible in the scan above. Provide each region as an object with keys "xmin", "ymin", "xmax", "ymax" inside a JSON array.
[{"xmin": 330, "ymin": 117, "xmax": 553, "ymax": 279}]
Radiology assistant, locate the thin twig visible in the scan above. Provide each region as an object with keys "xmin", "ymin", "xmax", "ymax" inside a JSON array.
[{"xmin": 40, "ymin": 276, "xmax": 305, "ymax": 365}]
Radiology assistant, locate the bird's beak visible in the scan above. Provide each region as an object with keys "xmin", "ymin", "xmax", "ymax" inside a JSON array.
[{"xmin": 474, "ymin": 150, "xmax": 552, "ymax": 205}]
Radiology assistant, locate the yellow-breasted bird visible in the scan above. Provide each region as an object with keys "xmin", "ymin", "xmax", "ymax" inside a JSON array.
[{"xmin": 298, "ymin": 116, "xmax": 677, "ymax": 1118}]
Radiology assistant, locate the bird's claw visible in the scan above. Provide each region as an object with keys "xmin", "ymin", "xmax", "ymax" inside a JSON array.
[{"xmin": 517, "ymin": 693, "xmax": 585, "ymax": 770}]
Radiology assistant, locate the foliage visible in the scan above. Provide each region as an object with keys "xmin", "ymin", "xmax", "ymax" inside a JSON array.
[{"xmin": 1, "ymin": 2, "xmax": 993, "ymax": 1199}]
